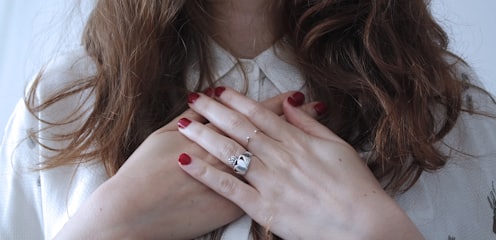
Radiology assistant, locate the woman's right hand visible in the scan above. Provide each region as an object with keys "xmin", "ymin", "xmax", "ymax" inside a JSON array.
[{"xmin": 55, "ymin": 91, "xmax": 325, "ymax": 240}]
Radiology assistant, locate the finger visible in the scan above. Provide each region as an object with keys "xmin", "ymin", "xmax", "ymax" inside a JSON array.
[
  {"xmin": 187, "ymin": 91, "xmax": 280, "ymax": 147},
  {"xmin": 177, "ymin": 153, "xmax": 262, "ymax": 219},
  {"xmin": 177, "ymin": 118, "xmax": 267, "ymax": 183},
  {"xmin": 259, "ymin": 91, "xmax": 296, "ymax": 116},
  {"xmin": 157, "ymin": 91, "xmax": 313, "ymax": 133},
  {"xmin": 164, "ymin": 91, "xmax": 315, "ymax": 132},
  {"xmin": 291, "ymin": 101, "xmax": 324, "ymax": 119},
  {"xmin": 207, "ymin": 87, "xmax": 296, "ymax": 141},
  {"xmin": 163, "ymin": 84, "xmax": 232, "ymax": 130},
  {"xmin": 158, "ymin": 108, "xmax": 207, "ymax": 133},
  {"xmin": 252, "ymin": 91, "xmax": 320, "ymax": 119},
  {"xmin": 282, "ymin": 100, "xmax": 339, "ymax": 141}
]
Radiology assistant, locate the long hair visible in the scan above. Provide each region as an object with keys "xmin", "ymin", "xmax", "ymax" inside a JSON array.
[{"xmin": 27, "ymin": 0, "xmax": 472, "ymax": 239}]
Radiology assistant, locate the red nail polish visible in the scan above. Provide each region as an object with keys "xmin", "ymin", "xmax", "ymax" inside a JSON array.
[
  {"xmin": 314, "ymin": 102, "xmax": 328, "ymax": 116},
  {"xmin": 288, "ymin": 92, "xmax": 305, "ymax": 107},
  {"xmin": 203, "ymin": 88, "xmax": 214, "ymax": 97},
  {"xmin": 178, "ymin": 118, "xmax": 191, "ymax": 129},
  {"xmin": 188, "ymin": 92, "xmax": 200, "ymax": 104},
  {"xmin": 178, "ymin": 153, "xmax": 191, "ymax": 165},
  {"xmin": 214, "ymin": 86, "xmax": 226, "ymax": 97}
]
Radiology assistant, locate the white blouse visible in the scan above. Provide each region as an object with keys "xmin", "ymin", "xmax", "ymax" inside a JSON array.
[{"xmin": 1, "ymin": 42, "xmax": 495, "ymax": 239}]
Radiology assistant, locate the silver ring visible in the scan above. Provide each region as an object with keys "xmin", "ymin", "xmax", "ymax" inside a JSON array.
[
  {"xmin": 246, "ymin": 129, "xmax": 259, "ymax": 145},
  {"xmin": 228, "ymin": 152, "xmax": 252, "ymax": 175}
]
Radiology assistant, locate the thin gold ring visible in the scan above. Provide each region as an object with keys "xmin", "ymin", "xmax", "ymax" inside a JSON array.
[{"xmin": 246, "ymin": 129, "xmax": 259, "ymax": 145}]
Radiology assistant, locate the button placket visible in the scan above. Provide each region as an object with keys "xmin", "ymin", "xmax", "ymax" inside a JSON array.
[{"xmin": 240, "ymin": 60, "xmax": 261, "ymax": 100}]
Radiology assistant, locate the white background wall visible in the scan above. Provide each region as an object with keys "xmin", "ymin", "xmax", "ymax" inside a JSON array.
[{"xmin": 0, "ymin": 0, "xmax": 495, "ymax": 141}]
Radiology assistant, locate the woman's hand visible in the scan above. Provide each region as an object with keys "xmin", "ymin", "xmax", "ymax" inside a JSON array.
[
  {"xmin": 177, "ymin": 87, "xmax": 423, "ymax": 240},
  {"xmin": 55, "ymin": 90, "xmax": 324, "ymax": 240}
]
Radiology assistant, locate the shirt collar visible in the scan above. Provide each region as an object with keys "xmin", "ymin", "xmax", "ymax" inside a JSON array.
[
  {"xmin": 250, "ymin": 40, "xmax": 305, "ymax": 93},
  {"xmin": 187, "ymin": 39, "xmax": 305, "ymax": 94}
]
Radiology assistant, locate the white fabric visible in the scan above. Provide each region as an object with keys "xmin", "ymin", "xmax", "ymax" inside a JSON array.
[{"xmin": 1, "ymin": 42, "xmax": 496, "ymax": 239}]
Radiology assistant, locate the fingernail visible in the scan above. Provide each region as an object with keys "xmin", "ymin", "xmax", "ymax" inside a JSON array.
[
  {"xmin": 287, "ymin": 92, "xmax": 305, "ymax": 107},
  {"xmin": 178, "ymin": 153, "xmax": 192, "ymax": 165},
  {"xmin": 188, "ymin": 92, "xmax": 200, "ymax": 104},
  {"xmin": 314, "ymin": 102, "xmax": 328, "ymax": 116},
  {"xmin": 178, "ymin": 118, "xmax": 191, "ymax": 129},
  {"xmin": 203, "ymin": 87, "xmax": 214, "ymax": 97},
  {"xmin": 214, "ymin": 86, "xmax": 226, "ymax": 97}
]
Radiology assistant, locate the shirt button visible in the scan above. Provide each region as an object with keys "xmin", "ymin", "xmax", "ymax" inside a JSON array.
[
  {"xmin": 36, "ymin": 176, "xmax": 41, "ymax": 187},
  {"xmin": 27, "ymin": 128, "xmax": 36, "ymax": 149}
]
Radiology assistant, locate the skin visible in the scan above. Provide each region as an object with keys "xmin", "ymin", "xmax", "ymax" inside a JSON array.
[
  {"xmin": 56, "ymin": 1, "xmax": 289, "ymax": 238},
  {"xmin": 178, "ymin": 88, "xmax": 424, "ymax": 240},
  {"xmin": 57, "ymin": 0, "xmax": 423, "ymax": 239},
  {"xmin": 207, "ymin": 0, "xmax": 284, "ymax": 58},
  {"xmin": 55, "ymin": 92, "xmax": 322, "ymax": 239}
]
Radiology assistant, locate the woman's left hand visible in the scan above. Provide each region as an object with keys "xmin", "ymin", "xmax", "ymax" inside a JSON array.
[{"xmin": 176, "ymin": 87, "xmax": 423, "ymax": 240}]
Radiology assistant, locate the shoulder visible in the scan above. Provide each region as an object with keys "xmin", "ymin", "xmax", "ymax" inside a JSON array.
[
  {"xmin": 396, "ymin": 57, "xmax": 496, "ymax": 238},
  {"xmin": 28, "ymin": 47, "xmax": 96, "ymax": 124},
  {"xmin": 440, "ymin": 55, "xmax": 496, "ymax": 157},
  {"xmin": 1, "ymin": 47, "xmax": 96, "ymax": 164},
  {"xmin": 443, "ymin": 55, "xmax": 495, "ymax": 120},
  {"xmin": 42, "ymin": 47, "xmax": 95, "ymax": 82},
  {"xmin": 0, "ymin": 48, "xmax": 103, "ymax": 239},
  {"xmin": 33, "ymin": 47, "xmax": 96, "ymax": 98},
  {"xmin": 24, "ymin": 47, "xmax": 97, "ymax": 156},
  {"xmin": 446, "ymin": 54, "xmax": 489, "ymax": 94}
]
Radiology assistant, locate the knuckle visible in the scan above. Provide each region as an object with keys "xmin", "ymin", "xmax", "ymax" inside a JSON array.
[
  {"xmin": 218, "ymin": 176, "xmax": 237, "ymax": 195},
  {"xmin": 201, "ymin": 97, "xmax": 216, "ymax": 109},
  {"xmin": 219, "ymin": 141, "xmax": 239, "ymax": 157},
  {"xmin": 244, "ymin": 104, "xmax": 264, "ymax": 119},
  {"xmin": 195, "ymin": 124, "xmax": 209, "ymax": 139},
  {"xmin": 191, "ymin": 163, "xmax": 208, "ymax": 179},
  {"xmin": 301, "ymin": 104, "xmax": 317, "ymax": 118},
  {"xmin": 224, "ymin": 114, "xmax": 245, "ymax": 130}
]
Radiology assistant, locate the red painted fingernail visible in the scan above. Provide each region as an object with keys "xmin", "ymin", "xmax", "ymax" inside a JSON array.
[
  {"xmin": 287, "ymin": 92, "xmax": 305, "ymax": 107},
  {"xmin": 178, "ymin": 118, "xmax": 191, "ymax": 129},
  {"xmin": 178, "ymin": 153, "xmax": 191, "ymax": 165},
  {"xmin": 188, "ymin": 92, "xmax": 200, "ymax": 104},
  {"xmin": 214, "ymin": 86, "xmax": 226, "ymax": 97},
  {"xmin": 203, "ymin": 87, "xmax": 214, "ymax": 97},
  {"xmin": 314, "ymin": 102, "xmax": 328, "ymax": 116}
]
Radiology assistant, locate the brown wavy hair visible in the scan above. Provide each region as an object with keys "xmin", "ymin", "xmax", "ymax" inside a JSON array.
[{"xmin": 27, "ymin": 0, "xmax": 476, "ymax": 239}]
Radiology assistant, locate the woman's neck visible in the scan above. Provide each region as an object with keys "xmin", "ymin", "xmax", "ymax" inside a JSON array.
[{"xmin": 207, "ymin": 0, "xmax": 284, "ymax": 59}]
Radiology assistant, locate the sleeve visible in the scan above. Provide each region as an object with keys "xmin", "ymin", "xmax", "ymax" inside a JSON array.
[
  {"xmin": 0, "ymin": 47, "xmax": 101, "ymax": 240},
  {"xmin": 0, "ymin": 99, "xmax": 45, "ymax": 239},
  {"xmin": 395, "ymin": 63, "xmax": 496, "ymax": 239}
]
